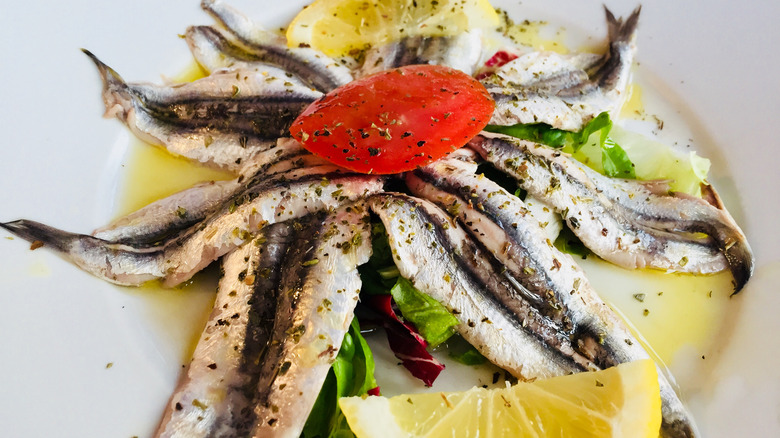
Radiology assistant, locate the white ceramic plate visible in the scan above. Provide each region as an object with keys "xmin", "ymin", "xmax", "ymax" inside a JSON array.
[{"xmin": 1, "ymin": 0, "xmax": 778, "ymax": 436}]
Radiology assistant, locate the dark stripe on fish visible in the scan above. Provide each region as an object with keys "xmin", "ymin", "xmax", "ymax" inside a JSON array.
[
  {"xmin": 201, "ymin": 0, "xmax": 353, "ymax": 92},
  {"xmin": 1, "ymin": 169, "xmax": 384, "ymax": 287},
  {"xmin": 358, "ymin": 31, "xmax": 484, "ymax": 77},
  {"xmin": 155, "ymin": 223, "xmax": 293, "ymax": 437},
  {"xmin": 407, "ymin": 161, "xmax": 698, "ymax": 437},
  {"xmin": 470, "ymin": 133, "xmax": 753, "ymax": 292},
  {"xmin": 369, "ymin": 193, "xmax": 593, "ymax": 376},
  {"xmin": 249, "ymin": 203, "xmax": 371, "ymax": 437},
  {"xmin": 83, "ymin": 49, "xmax": 321, "ymax": 171},
  {"xmin": 484, "ymin": 7, "xmax": 640, "ymax": 131}
]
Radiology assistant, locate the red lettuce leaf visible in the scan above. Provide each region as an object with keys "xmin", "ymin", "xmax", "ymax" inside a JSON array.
[{"xmin": 365, "ymin": 294, "xmax": 445, "ymax": 387}]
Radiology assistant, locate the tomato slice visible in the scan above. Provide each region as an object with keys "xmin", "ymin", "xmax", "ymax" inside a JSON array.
[{"xmin": 289, "ymin": 65, "xmax": 494, "ymax": 174}]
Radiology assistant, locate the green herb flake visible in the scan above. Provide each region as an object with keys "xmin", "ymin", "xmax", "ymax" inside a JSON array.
[{"xmin": 302, "ymin": 259, "xmax": 320, "ymax": 267}]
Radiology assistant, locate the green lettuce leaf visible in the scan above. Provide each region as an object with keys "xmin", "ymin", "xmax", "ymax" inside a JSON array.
[
  {"xmin": 302, "ymin": 318, "xmax": 377, "ymax": 438},
  {"xmin": 569, "ymin": 124, "xmax": 710, "ymax": 196},
  {"xmin": 600, "ymin": 137, "xmax": 636, "ymax": 179},
  {"xmin": 485, "ymin": 112, "xmax": 637, "ymax": 179},
  {"xmin": 446, "ymin": 335, "xmax": 488, "ymax": 366},
  {"xmin": 357, "ymin": 222, "xmax": 396, "ymax": 295},
  {"xmin": 390, "ymin": 277, "xmax": 459, "ymax": 347},
  {"xmin": 553, "ymin": 225, "xmax": 591, "ymax": 259},
  {"xmin": 485, "ymin": 113, "xmax": 711, "ymax": 196},
  {"xmin": 484, "ymin": 112, "xmax": 613, "ymax": 152}
]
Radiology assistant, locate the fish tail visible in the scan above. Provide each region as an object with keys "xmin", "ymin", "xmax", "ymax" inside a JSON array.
[
  {"xmin": 0, "ymin": 219, "xmax": 77, "ymax": 253},
  {"xmin": 605, "ymin": 5, "xmax": 641, "ymax": 45},
  {"xmin": 588, "ymin": 6, "xmax": 641, "ymax": 98},
  {"xmin": 1, "ymin": 219, "xmax": 162, "ymax": 286},
  {"xmin": 81, "ymin": 49, "xmax": 135, "ymax": 120},
  {"xmin": 701, "ymin": 185, "xmax": 754, "ymax": 293}
]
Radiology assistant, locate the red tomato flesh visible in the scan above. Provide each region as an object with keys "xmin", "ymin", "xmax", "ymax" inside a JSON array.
[{"xmin": 289, "ymin": 65, "xmax": 495, "ymax": 174}]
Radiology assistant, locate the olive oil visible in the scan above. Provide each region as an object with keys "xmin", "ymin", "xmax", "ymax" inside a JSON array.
[
  {"xmin": 621, "ymin": 82, "xmax": 645, "ymax": 119},
  {"xmin": 114, "ymin": 138, "xmax": 232, "ymax": 363},
  {"xmin": 502, "ymin": 19, "xmax": 570, "ymax": 54},
  {"xmin": 579, "ymin": 257, "xmax": 734, "ymax": 369},
  {"xmin": 116, "ymin": 139, "xmax": 232, "ymax": 218}
]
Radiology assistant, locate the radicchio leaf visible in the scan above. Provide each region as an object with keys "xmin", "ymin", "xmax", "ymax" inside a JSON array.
[{"xmin": 365, "ymin": 294, "xmax": 445, "ymax": 387}]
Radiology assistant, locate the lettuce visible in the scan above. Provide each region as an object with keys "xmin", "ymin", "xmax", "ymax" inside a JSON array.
[
  {"xmin": 446, "ymin": 335, "xmax": 488, "ymax": 365},
  {"xmin": 485, "ymin": 112, "xmax": 637, "ymax": 179},
  {"xmin": 302, "ymin": 318, "xmax": 377, "ymax": 438},
  {"xmin": 573, "ymin": 124, "xmax": 710, "ymax": 196},
  {"xmin": 366, "ymin": 294, "xmax": 446, "ymax": 387},
  {"xmin": 390, "ymin": 277, "xmax": 459, "ymax": 348},
  {"xmin": 485, "ymin": 113, "xmax": 711, "ymax": 196}
]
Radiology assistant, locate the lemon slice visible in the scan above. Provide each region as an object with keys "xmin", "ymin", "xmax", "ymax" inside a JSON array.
[
  {"xmin": 286, "ymin": 0, "xmax": 500, "ymax": 57},
  {"xmin": 339, "ymin": 359, "xmax": 662, "ymax": 438}
]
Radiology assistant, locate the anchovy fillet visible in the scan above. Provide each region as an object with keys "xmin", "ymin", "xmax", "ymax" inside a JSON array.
[
  {"xmin": 406, "ymin": 158, "xmax": 697, "ymax": 437},
  {"xmin": 1, "ymin": 169, "xmax": 384, "ymax": 287},
  {"xmin": 358, "ymin": 30, "xmax": 484, "ymax": 77},
  {"xmin": 156, "ymin": 202, "xmax": 371, "ymax": 437},
  {"xmin": 185, "ymin": 25, "xmax": 305, "ymax": 81},
  {"xmin": 485, "ymin": 7, "xmax": 640, "ymax": 131},
  {"xmin": 92, "ymin": 138, "xmax": 326, "ymax": 245},
  {"xmin": 247, "ymin": 203, "xmax": 371, "ymax": 437},
  {"xmin": 369, "ymin": 193, "xmax": 596, "ymax": 379},
  {"xmin": 156, "ymin": 224, "xmax": 292, "ymax": 437},
  {"xmin": 470, "ymin": 132, "xmax": 753, "ymax": 292},
  {"xmin": 84, "ymin": 49, "xmax": 321, "ymax": 171},
  {"xmin": 200, "ymin": 0, "xmax": 353, "ymax": 92}
]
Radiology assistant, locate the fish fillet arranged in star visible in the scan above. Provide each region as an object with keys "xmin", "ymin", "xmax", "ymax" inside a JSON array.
[
  {"xmin": 469, "ymin": 132, "xmax": 753, "ymax": 292},
  {"xmin": 156, "ymin": 201, "xmax": 371, "ymax": 437}
]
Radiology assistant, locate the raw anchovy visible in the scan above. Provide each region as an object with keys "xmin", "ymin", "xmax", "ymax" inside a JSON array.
[
  {"xmin": 405, "ymin": 157, "xmax": 697, "ymax": 437},
  {"xmin": 246, "ymin": 203, "xmax": 370, "ymax": 437},
  {"xmin": 201, "ymin": 0, "xmax": 353, "ymax": 92},
  {"xmin": 156, "ymin": 224, "xmax": 292, "ymax": 437},
  {"xmin": 84, "ymin": 49, "xmax": 321, "ymax": 171},
  {"xmin": 92, "ymin": 138, "xmax": 324, "ymax": 245},
  {"xmin": 485, "ymin": 7, "xmax": 640, "ymax": 131},
  {"xmin": 185, "ymin": 25, "xmax": 306, "ymax": 80},
  {"xmin": 94, "ymin": 179, "xmax": 240, "ymax": 245},
  {"xmin": 1, "ymin": 169, "xmax": 384, "ymax": 287},
  {"xmin": 469, "ymin": 132, "xmax": 753, "ymax": 292},
  {"xmin": 156, "ymin": 201, "xmax": 371, "ymax": 437},
  {"xmin": 358, "ymin": 30, "xmax": 484, "ymax": 77},
  {"xmin": 369, "ymin": 192, "xmax": 595, "ymax": 378}
]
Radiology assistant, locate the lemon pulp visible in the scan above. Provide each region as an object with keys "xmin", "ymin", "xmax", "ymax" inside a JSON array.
[
  {"xmin": 340, "ymin": 359, "xmax": 662, "ymax": 438},
  {"xmin": 286, "ymin": 0, "xmax": 500, "ymax": 56}
]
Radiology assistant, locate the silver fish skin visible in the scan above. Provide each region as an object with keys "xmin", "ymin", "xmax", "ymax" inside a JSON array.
[
  {"xmin": 93, "ymin": 179, "xmax": 240, "ymax": 245},
  {"xmin": 84, "ymin": 49, "xmax": 321, "ymax": 171},
  {"xmin": 1, "ymin": 170, "xmax": 384, "ymax": 287},
  {"xmin": 406, "ymin": 158, "xmax": 697, "ymax": 437},
  {"xmin": 92, "ymin": 138, "xmax": 322, "ymax": 245},
  {"xmin": 156, "ymin": 201, "xmax": 371, "ymax": 438},
  {"xmin": 369, "ymin": 192, "xmax": 596, "ymax": 380},
  {"xmin": 185, "ymin": 25, "xmax": 306, "ymax": 81},
  {"xmin": 469, "ymin": 132, "xmax": 753, "ymax": 292},
  {"xmin": 358, "ymin": 30, "xmax": 484, "ymax": 77},
  {"xmin": 200, "ymin": 0, "xmax": 353, "ymax": 92},
  {"xmin": 248, "ymin": 202, "xmax": 371, "ymax": 437},
  {"xmin": 485, "ymin": 7, "xmax": 639, "ymax": 131},
  {"xmin": 155, "ymin": 224, "xmax": 293, "ymax": 438}
]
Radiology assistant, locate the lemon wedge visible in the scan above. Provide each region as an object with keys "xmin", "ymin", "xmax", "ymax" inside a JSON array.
[
  {"xmin": 286, "ymin": 0, "xmax": 500, "ymax": 57},
  {"xmin": 339, "ymin": 359, "xmax": 662, "ymax": 438}
]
